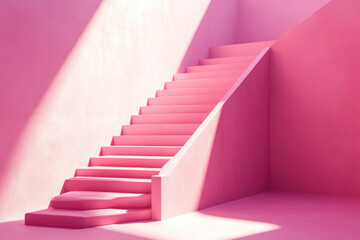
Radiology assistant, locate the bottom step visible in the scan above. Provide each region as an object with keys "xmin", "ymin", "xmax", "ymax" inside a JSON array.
[
  {"xmin": 25, "ymin": 208, "xmax": 151, "ymax": 229},
  {"xmin": 51, "ymin": 191, "xmax": 151, "ymax": 210}
]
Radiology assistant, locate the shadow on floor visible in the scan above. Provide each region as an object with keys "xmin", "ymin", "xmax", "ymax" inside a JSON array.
[{"xmin": 199, "ymin": 191, "xmax": 360, "ymax": 240}]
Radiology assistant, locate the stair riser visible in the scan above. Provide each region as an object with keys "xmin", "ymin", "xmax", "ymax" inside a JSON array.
[
  {"xmin": 75, "ymin": 169, "xmax": 160, "ymax": 179},
  {"xmin": 131, "ymin": 114, "xmax": 207, "ymax": 124},
  {"xmin": 121, "ymin": 125, "xmax": 199, "ymax": 135},
  {"xmin": 165, "ymin": 79, "xmax": 235, "ymax": 89},
  {"xmin": 147, "ymin": 95, "xmax": 222, "ymax": 106},
  {"xmin": 89, "ymin": 157, "xmax": 168, "ymax": 168},
  {"xmin": 139, "ymin": 105, "xmax": 215, "ymax": 114},
  {"xmin": 51, "ymin": 195, "xmax": 151, "ymax": 210},
  {"xmin": 173, "ymin": 70, "xmax": 243, "ymax": 80},
  {"xmin": 63, "ymin": 180, "xmax": 151, "ymax": 193},
  {"xmin": 101, "ymin": 147, "xmax": 180, "ymax": 156},
  {"xmin": 156, "ymin": 87, "xmax": 229, "ymax": 97},
  {"xmin": 113, "ymin": 135, "xmax": 190, "ymax": 146},
  {"xmin": 199, "ymin": 56, "xmax": 255, "ymax": 65},
  {"xmin": 186, "ymin": 63, "xmax": 248, "ymax": 73},
  {"xmin": 25, "ymin": 209, "xmax": 151, "ymax": 229}
]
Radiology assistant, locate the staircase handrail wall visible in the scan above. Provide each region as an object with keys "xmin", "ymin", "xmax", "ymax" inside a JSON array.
[{"xmin": 152, "ymin": 47, "xmax": 271, "ymax": 220}]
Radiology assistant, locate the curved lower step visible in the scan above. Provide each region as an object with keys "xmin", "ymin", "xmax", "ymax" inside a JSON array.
[
  {"xmin": 51, "ymin": 191, "xmax": 151, "ymax": 210},
  {"xmin": 25, "ymin": 208, "xmax": 151, "ymax": 229},
  {"xmin": 63, "ymin": 177, "xmax": 151, "ymax": 193}
]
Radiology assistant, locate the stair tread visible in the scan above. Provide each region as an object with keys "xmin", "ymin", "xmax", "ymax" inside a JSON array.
[
  {"xmin": 67, "ymin": 176, "xmax": 151, "ymax": 183},
  {"xmin": 53, "ymin": 191, "xmax": 148, "ymax": 201},
  {"xmin": 149, "ymin": 94, "xmax": 222, "ymax": 99},
  {"xmin": 104, "ymin": 145, "xmax": 182, "ymax": 147},
  {"xmin": 200, "ymin": 55, "xmax": 256, "ymax": 62},
  {"xmin": 142, "ymin": 104, "xmax": 216, "ymax": 107},
  {"xmin": 135, "ymin": 113, "xmax": 206, "ymax": 116},
  {"xmin": 186, "ymin": 63, "xmax": 249, "ymax": 73},
  {"xmin": 29, "ymin": 208, "xmax": 148, "ymax": 217},
  {"xmin": 158, "ymin": 86, "xmax": 229, "ymax": 91},
  {"xmin": 114, "ymin": 134, "xmax": 192, "ymax": 137},
  {"xmin": 189, "ymin": 62, "xmax": 250, "ymax": 67},
  {"xmin": 77, "ymin": 166, "xmax": 161, "ymax": 171},
  {"xmin": 169, "ymin": 76, "xmax": 237, "ymax": 82},
  {"xmin": 25, "ymin": 207, "xmax": 151, "ymax": 228},
  {"xmin": 92, "ymin": 155, "xmax": 170, "ymax": 159},
  {"xmin": 175, "ymin": 70, "xmax": 243, "ymax": 75},
  {"xmin": 140, "ymin": 105, "xmax": 215, "ymax": 114},
  {"xmin": 124, "ymin": 123, "xmax": 200, "ymax": 126}
]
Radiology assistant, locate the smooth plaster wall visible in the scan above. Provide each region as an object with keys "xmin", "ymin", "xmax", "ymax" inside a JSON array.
[
  {"xmin": 237, "ymin": 0, "xmax": 331, "ymax": 43},
  {"xmin": 0, "ymin": 0, "xmax": 238, "ymax": 221},
  {"xmin": 271, "ymin": 0, "xmax": 360, "ymax": 196}
]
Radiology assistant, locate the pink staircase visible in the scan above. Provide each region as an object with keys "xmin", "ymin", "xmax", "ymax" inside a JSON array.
[{"xmin": 25, "ymin": 41, "xmax": 273, "ymax": 228}]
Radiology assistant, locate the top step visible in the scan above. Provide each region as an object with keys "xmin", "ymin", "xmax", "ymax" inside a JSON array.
[
  {"xmin": 209, "ymin": 41, "xmax": 274, "ymax": 58},
  {"xmin": 199, "ymin": 56, "xmax": 256, "ymax": 66},
  {"xmin": 186, "ymin": 62, "xmax": 250, "ymax": 73}
]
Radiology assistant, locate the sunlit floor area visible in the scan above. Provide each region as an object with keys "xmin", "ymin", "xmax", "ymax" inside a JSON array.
[{"xmin": 1, "ymin": 191, "xmax": 359, "ymax": 240}]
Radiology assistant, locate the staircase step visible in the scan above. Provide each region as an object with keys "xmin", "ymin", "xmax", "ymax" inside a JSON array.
[
  {"xmin": 156, "ymin": 87, "xmax": 230, "ymax": 97},
  {"xmin": 148, "ymin": 95, "xmax": 222, "ymax": 106},
  {"xmin": 112, "ymin": 135, "xmax": 190, "ymax": 146},
  {"xmin": 51, "ymin": 191, "xmax": 151, "ymax": 210},
  {"xmin": 165, "ymin": 78, "xmax": 235, "ymax": 89},
  {"xmin": 173, "ymin": 70, "xmax": 243, "ymax": 80},
  {"xmin": 101, "ymin": 146, "xmax": 180, "ymax": 156},
  {"xmin": 140, "ymin": 105, "xmax": 215, "ymax": 114},
  {"xmin": 199, "ymin": 56, "xmax": 256, "ymax": 65},
  {"xmin": 209, "ymin": 40, "xmax": 274, "ymax": 58},
  {"xmin": 25, "ymin": 208, "xmax": 151, "ymax": 229},
  {"xmin": 131, "ymin": 114, "xmax": 207, "ymax": 124},
  {"xmin": 63, "ymin": 177, "xmax": 151, "ymax": 193},
  {"xmin": 75, "ymin": 167, "xmax": 161, "ymax": 179},
  {"xmin": 89, "ymin": 156, "xmax": 169, "ymax": 168},
  {"xmin": 122, "ymin": 124, "xmax": 199, "ymax": 135},
  {"xmin": 186, "ymin": 63, "xmax": 249, "ymax": 73}
]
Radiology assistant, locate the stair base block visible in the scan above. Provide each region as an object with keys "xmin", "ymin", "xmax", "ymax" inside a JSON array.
[{"xmin": 25, "ymin": 208, "xmax": 151, "ymax": 229}]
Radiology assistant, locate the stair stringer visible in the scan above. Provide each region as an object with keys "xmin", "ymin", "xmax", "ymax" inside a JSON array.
[{"xmin": 152, "ymin": 47, "xmax": 272, "ymax": 220}]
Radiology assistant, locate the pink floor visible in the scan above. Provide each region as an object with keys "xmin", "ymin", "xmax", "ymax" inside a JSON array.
[{"xmin": 2, "ymin": 191, "xmax": 359, "ymax": 240}]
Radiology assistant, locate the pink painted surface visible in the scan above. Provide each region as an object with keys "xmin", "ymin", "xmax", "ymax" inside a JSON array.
[
  {"xmin": 0, "ymin": 0, "xmax": 239, "ymax": 221},
  {"xmin": 25, "ymin": 42, "xmax": 270, "ymax": 228},
  {"xmin": 209, "ymin": 41, "xmax": 274, "ymax": 58},
  {"xmin": 152, "ymin": 47, "xmax": 271, "ymax": 220},
  {"xmin": 237, "ymin": 0, "xmax": 331, "ymax": 43},
  {"xmin": 271, "ymin": 0, "xmax": 360, "ymax": 195},
  {"xmin": 2, "ymin": 192, "xmax": 360, "ymax": 239}
]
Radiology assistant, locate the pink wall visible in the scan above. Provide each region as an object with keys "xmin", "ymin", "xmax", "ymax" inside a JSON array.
[
  {"xmin": 0, "ymin": 0, "xmax": 239, "ymax": 221},
  {"xmin": 153, "ymin": 48, "xmax": 271, "ymax": 220},
  {"xmin": 237, "ymin": 0, "xmax": 331, "ymax": 43},
  {"xmin": 271, "ymin": 0, "xmax": 360, "ymax": 196}
]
